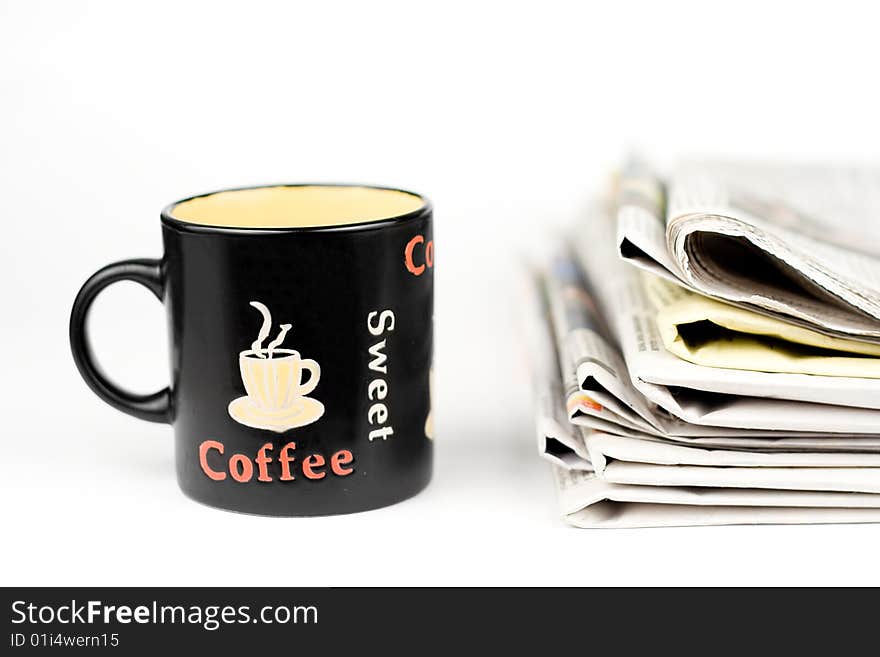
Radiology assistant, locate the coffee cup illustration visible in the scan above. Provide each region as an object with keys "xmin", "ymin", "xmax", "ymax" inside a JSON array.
[{"xmin": 228, "ymin": 302, "xmax": 325, "ymax": 432}]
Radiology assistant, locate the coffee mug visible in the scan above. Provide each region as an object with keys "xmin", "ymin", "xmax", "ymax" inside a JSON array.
[{"xmin": 70, "ymin": 184, "xmax": 434, "ymax": 515}]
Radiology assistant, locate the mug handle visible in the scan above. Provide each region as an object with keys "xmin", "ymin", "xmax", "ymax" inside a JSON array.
[
  {"xmin": 69, "ymin": 258, "xmax": 172, "ymax": 423},
  {"xmin": 297, "ymin": 358, "xmax": 321, "ymax": 397}
]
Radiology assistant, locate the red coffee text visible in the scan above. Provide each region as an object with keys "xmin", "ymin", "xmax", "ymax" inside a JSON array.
[
  {"xmin": 199, "ymin": 440, "xmax": 355, "ymax": 483},
  {"xmin": 404, "ymin": 234, "xmax": 434, "ymax": 276}
]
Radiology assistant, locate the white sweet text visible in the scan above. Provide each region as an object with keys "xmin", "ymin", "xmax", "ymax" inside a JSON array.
[{"xmin": 366, "ymin": 310, "xmax": 395, "ymax": 441}]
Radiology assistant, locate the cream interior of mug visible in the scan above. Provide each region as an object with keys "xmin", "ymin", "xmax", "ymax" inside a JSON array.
[{"xmin": 170, "ymin": 185, "xmax": 425, "ymax": 229}]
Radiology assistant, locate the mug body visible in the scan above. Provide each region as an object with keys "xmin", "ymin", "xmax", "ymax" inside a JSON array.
[{"xmin": 71, "ymin": 184, "xmax": 433, "ymax": 516}]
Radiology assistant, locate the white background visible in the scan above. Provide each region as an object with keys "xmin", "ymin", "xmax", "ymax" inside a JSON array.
[{"xmin": 3, "ymin": 0, "xmax": 880, "ymax": 586}]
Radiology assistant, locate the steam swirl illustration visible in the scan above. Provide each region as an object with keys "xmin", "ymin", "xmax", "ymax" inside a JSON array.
[{"xmin": 249, "ymin": 301, "xmax": 292, "ymax": 358}]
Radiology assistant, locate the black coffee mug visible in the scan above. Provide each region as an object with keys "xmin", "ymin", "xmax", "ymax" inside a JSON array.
[{"xmin": 70, "ymin": 184, "xmax": 434, "ymax": 515}]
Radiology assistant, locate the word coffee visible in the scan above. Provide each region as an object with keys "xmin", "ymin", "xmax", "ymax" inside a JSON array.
[{"xmin": 199, "ymin": 440, "xmax": 355, "ymax": 483}]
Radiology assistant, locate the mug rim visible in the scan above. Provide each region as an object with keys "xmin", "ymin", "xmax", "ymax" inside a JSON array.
[
  {"xmin": 240, "ymin": 348, "xmax": 299, "ymax": 360},
  {"xmin": 161, "ymin": 182, "xmax": 432, "ymax": 235}
]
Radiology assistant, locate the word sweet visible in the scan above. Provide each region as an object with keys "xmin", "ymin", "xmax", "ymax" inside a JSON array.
[
  {"xmin": 405, "ymin": 234, "xmax": 434, "ymax": 276},
  {"xmin": 199, "ymin": 440, "xmax": 355, "ymax": 483},
  {"xmin": 367, "ymin": 309, "xmax": 395, "ymax": 441}
]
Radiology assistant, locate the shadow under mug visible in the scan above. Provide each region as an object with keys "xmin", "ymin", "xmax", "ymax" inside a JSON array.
[{"xmin": 70, "ymin": 184, "xmax": 434, "ymax": 516}]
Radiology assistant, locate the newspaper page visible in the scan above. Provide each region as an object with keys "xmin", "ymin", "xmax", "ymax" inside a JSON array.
[
  {"xmin": 553, "ymin": 466, "xmax": 880, "ymax": 528},
  {"xmin": 542, "ymin": 238, "xmax": 880, "ymax": 447},
  {"xmin": 533, "ymin": 218, "xmax": 880, "ymax": 527},
  {"xmin": 643, "ymin": 273, "xmax": 880, "ymax": 378},
  {"xmin": 575, "ymin": 203, "xmax": 880, "ymax": 432},
  {"xmin": 617, "ymin": 160, "xmax": 880, "ymax": 341},
  {"xmin": 586, "ymin": 433, "xmax": 880, "ymax": 494},
  {"xmin": 519, "ymin": 264, "xmax": 591, "ymax": 470},
  {"xmin": 542, "ymin": 247, "xmax": 661, "ymax": 434}
]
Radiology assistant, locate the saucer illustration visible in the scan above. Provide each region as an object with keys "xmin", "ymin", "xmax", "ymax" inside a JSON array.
[
  {"xmin": 228, "ymin": 396, "xmax": 325, "ymax": 433},
  {"xmin": 228, "ymin": 301, "xmax": 325, "ymax": 433}
]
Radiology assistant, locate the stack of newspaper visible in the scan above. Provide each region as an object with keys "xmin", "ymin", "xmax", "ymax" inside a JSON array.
[{"xmin": 527, "ymin": 161, "xmax": 880, "ymax": 527}]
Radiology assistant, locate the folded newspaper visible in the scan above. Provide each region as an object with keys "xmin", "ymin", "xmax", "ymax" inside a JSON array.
[{"xmin": 528, "ymin": 161, "xmax": 880, "ymax": 528}]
